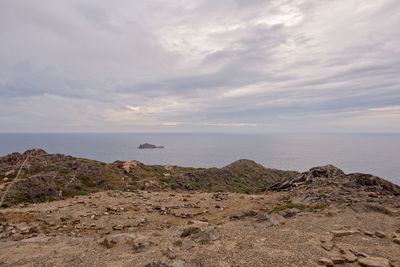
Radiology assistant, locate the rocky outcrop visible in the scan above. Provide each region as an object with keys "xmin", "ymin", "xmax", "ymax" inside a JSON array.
[{"xmin": 268, "ymin": 165, "xmax": 400, "ymax": 196}]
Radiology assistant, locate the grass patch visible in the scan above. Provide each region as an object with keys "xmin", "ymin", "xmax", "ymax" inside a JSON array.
[
  {"xmin": 188, "ymin": 180, "xmax": 200, "ymax": 189},
  {"xmin": 61, "ymin": 189, "xmax": 87, "ymax": 197},
  {"xmin": 77, "ymin": 175, "xmax": 96, "ymax": 187},
  {"xmin": 214, "ymin": 186, "xmax": 224, "ymax": 192},
  {"xmin": 58, "ymin": 168, "xmax": 70, "ymax": 175},
  {"xmin": 129, "ymin": 176, "xmax": 140, "ymax": 185},
  {"xmin": 103, "ymin": 170, "xmax": 124, "ymax": 185},
  {"xmin": 14, "ymin": 192, "xmax": 32, "ymax": 203},
  {"xmin": 170, "ymin": 183, "xmax": 179, "ymax": 190},
  {"xmin": 159, "ymin": 176, "xmax": 172, "ymax": 184}
]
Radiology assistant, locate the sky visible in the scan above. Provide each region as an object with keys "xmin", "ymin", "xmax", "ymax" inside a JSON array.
[{"xmin": 0, "ymin": 0, "xmax": 399, "ymax": 133}]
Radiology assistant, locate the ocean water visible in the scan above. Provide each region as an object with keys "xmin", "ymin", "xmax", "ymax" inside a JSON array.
[{"xmin": 0, "ymin": 133, "xmax": 399, "ymax": 185}]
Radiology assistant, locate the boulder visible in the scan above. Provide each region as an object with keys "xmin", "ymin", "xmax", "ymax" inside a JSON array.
[{"xmin": 122, "ymin": 161, "xmax": 139, "ymax": 173}]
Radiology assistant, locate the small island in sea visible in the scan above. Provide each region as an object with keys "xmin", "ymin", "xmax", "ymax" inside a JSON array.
[{"xmin": 138, "ymin": 143, "xmax": 165, "ymax": 149}]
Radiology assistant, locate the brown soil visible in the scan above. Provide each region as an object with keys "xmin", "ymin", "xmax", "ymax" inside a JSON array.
[{"xmin": 1, "ymin": 190, "xmax": 399, "ymax": 267}]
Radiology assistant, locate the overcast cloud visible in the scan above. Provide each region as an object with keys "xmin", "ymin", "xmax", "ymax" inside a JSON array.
[{"xmin": 1, "ymin": 0, "xmax": 399, "ymax": 132}]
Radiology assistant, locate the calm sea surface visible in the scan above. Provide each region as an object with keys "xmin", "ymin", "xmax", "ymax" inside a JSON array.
[{"xmin": 0, "ymin": 133, "xmax": 399, "ymax": 185}]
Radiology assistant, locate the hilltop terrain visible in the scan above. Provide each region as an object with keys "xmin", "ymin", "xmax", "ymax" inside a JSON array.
[{"xmin": 1, "ymin": 149, "xmax": 400, "ymax": 267}]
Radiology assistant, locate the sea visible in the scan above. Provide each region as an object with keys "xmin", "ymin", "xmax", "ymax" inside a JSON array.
[{"xmin": 0, "ymin": 133, "xmax": 399, "ymax": 185}]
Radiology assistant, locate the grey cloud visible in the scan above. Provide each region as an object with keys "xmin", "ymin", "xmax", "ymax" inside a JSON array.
[{"xmin": 0, "ymin": 0, "xmax": 399, "ymax": 132}]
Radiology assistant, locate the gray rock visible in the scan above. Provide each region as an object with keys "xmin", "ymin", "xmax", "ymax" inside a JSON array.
[
  {"xmin": 253, "ymin": 214, "xmax": 281, "ymax": 227},
  {"xmin": 181, "ymin": 238, "xmax": 195, "ymax": 250},
  {"xmin": 180, "ymin": 227, "xmax": 200, "ymax": 237},
  {"xmin": 133, "ymin": 241, "xmax": 153, "ymax": 253}
]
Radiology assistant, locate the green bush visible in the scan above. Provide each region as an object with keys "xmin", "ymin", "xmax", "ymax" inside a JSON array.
[
  {"xmin": 61, "ymin": 189, "xmax": 87, "ymax": 197},
  {"xmin": 58, "ymin": 168, "xmax": 70, "ymax": 174},
  {"xmin": 77, "ymin": 175, "xmax": 96, "ymax": 187}
]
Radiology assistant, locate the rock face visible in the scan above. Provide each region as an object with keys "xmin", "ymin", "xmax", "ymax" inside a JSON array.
[
  {"xmin": 138, "ymin": 143, "xmax": 164, "ymax": 149},
  {"xmin": 268, "ymin": 165, "xmax": 400, "ymax": 196},
  {"xmin": 267, "ymin": 165, "xmax": 400, "ymax": 207}
]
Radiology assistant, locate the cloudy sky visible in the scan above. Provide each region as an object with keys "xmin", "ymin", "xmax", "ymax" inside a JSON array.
[{"xmin": 1, "ymin": 0, "xmax": 399, "ymax": 133}]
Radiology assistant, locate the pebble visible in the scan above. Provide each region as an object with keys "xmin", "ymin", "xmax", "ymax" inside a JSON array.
[
  {"xmin": 316, "ymin": 257, "xmax": 333, "ymax": 266},
  {"xmin": 375, "ymin": 231, "xmax": 386, "ymax": 238}
]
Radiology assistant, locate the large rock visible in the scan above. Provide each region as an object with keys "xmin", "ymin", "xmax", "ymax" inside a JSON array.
[
  {"xmin": 268, "ymin": 164, "xmax": 400, "ymax": 197},
  {"xmin": 122, "ymin": 161, "xmax": 140, "ymax": 173}
]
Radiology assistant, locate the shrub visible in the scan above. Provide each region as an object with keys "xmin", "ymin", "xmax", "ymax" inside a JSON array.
[
  {"xmin": 170, "ymin": 184, "xmax": 179, "ymax": 190},
  {"xmin": 58, "ymin": 169, "xmax": 70, "ymax": 174},
  {"xmin": 77, "ymin": 175, "xmax": 96, "ymax": 187}
]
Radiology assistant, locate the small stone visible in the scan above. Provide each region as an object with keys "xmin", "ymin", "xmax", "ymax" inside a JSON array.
[
  {"xmin": 317, "ymin": 257, "xmax": 333, "ymax": 266},
  {"xmin": 332, "ymin": 257, "xmax": 345, "ymax": 264},
  {"xmin": 11, "ymin": 233, "xmax": 23, "ymax": 241},
  {"xmin": 133, "ymin": 241, "xmax": 153, "ymax": 253},
  {"xmin": 364, "ymin": 231, "xmax": 374, "ymax": 237},
  {"xmin": 181, "ymin": 238, "xmax": 195, "ymax": 250},
  {"xmin": 112, "ymin": 225, "xmax": 123, "ymax": 231},
  {"xmin": 253, "ymin": 214, "xmax": 281, "ymax": 227},
  {"xmin": 331, "ymin": 229, "xmax": 360, "ymax": 237},
  {"xmin": 358, "ymin": 256, "xmax": 390, "ymax": 267},
  {"xmin": 375, "ymin": 231, "xmax": 386, "ymax": 238},
  {"xmin": 393, "ymin": 238, "xmax": 400, "ymax": 245},
  {"xmin": 180, "ymin": 227, "xmax": 200, "ymax": 237},
  {"xmin": 321, "ymin": 240, "xmax": 334, "ymax": 251},
  {"xmin": 345, "ymin": 253, "xmax": 357, "ymax": 263},
  {"xmin": 102, "ymin": 233, "xmax": 137, "ymax": 248}
]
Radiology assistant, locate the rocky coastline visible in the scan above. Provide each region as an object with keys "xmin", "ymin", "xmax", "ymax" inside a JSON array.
[{"xmin": 0, "ymin": 149, "xmax": 399, "ymax": 266}]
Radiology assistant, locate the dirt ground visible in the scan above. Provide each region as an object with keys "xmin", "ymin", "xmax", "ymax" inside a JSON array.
[{"xmin": 1, "ymin": 190, "xmax": 399, "ymax": 267}]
